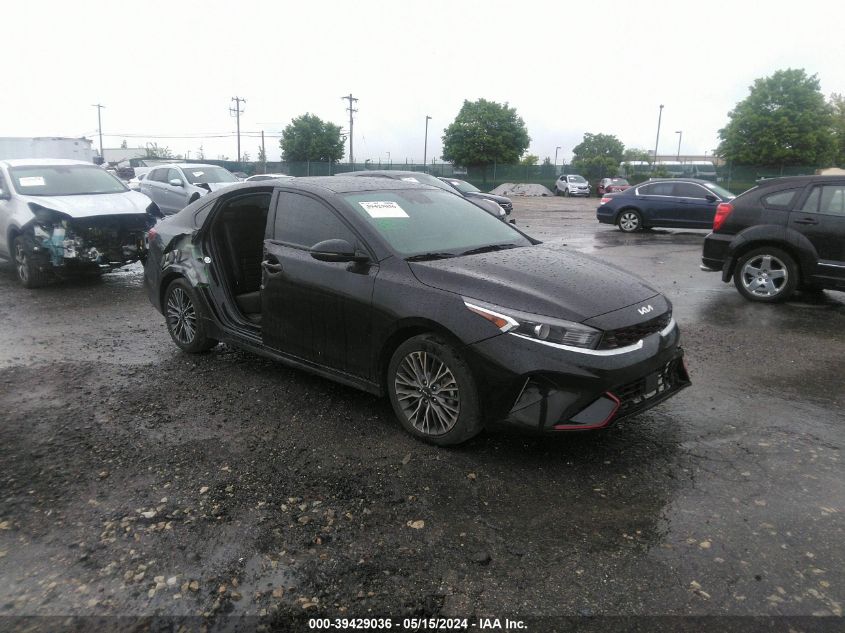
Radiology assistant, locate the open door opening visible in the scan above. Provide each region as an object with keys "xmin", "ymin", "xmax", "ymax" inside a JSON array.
[{"xmin": 208, "ymin": 192, "xmax": 272, "ymax": 325}]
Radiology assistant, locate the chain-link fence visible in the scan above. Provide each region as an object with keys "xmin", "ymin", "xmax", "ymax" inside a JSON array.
[{"xmin": 190, "ymin": 158, "xmax": 826, "ymax": 196}]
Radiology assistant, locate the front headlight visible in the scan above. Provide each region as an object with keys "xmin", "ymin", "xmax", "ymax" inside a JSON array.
[{"xmin": 464, "ymin": 300, "xmax": 602, "ymax": 350}]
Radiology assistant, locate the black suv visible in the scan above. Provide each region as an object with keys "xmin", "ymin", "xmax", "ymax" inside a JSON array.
[{"xmin": 701, "ymin": 176, "xmax": 845, "ymax": 302}]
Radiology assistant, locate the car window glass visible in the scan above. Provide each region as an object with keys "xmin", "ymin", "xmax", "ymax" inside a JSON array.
[
  {"xmin": 639, "ymin": 183, "xmax": 674, "ymax": 196},
  {"xmin": 0, "ymin": 171, "xmax": 7, "ymax": 194},
  {"xmin": 167, "ymin": 168, "xmax": 181, "ymax": 183},
  {"xmin": 818, "ymin": 185, "xmax": 845, "ymax": 217},
  {"xmin": 800, "ymin": 187, "xmax": 820, "ymax": 213},
  {"xmin": 673, "ymin": 182, "xmax": 709, "ymax": 198},
  {"xmin": 274, "ymin": 192, "xmax": 356, "ymax": 249},
  {"xmin": 762, "ymin": 188, "xmax": 799, "ymax": 209}
]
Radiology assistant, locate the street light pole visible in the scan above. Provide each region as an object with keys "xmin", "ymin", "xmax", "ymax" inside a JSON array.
[
  {"xmin": 423, "ymin": 115, "xmax": 432, "ymax": 170},
  {"xmin": 675, "ymin": 130, "xmax": 683, "ymax": 162},
  {"xmin": 554, "ymin": 146, "xmax": 561, "ymax": 170},
  {"xmin": 653, "ymin": 104, "xmax": 664, "ymax": 172}
]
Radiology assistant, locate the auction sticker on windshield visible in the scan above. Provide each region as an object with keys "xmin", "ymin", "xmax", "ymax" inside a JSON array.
[
  {"xmin": 359, "ymin": 201, "xmax": 409, "ymax": 218},
  {"xmin": 19, "ymin": 176, "xmax": 46, "ymax": 187}
]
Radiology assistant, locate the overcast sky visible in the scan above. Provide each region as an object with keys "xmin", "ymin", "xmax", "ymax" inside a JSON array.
[{"xmin": 3, "ymin": 0, "xmax": 844, "ymax": 164}]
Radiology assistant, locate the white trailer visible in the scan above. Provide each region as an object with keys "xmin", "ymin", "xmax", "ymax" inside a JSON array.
[{"xmin": 0, "ymin": 137, "xmax": 96, "ymax": 162}]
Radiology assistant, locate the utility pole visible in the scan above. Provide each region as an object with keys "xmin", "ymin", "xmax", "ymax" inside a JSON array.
[
  {"xmin": 230, "ymin": 96, "xmax": 246, "ymax": 163},
  {"xmin": 92, "ymin": 103, "xmax": 105, "ymax": 163},
  {"xmin": 653, "ymin": 104, "xmax": 664, "ymax": 173},
  {"xmin": 675, "ymin": 130, "xmax": 683, "ymax": 162},
  {"xmin": 261, "ymin": 130, "xmax": 266, "ymax": 173},
  {"xmin": 342, "ymin": 94, "xmax": 358, "ymax": 166},
  {"xmin": 423, "ymin": 115, "xmax": 432, "ymax": 170},
  {"xmin": 554, "ymin": 146, "xmax": 561, "ymax": 171}
]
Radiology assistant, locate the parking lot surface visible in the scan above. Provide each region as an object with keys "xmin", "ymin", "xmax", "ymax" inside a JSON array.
[{"xmin": 1, "ymin": 196, "xmax": 843, "ymax": 627}]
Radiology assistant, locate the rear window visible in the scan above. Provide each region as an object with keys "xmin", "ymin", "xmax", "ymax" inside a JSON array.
[{"xmin": 761, "ymin": 188, "xmax": 801, "ymax": 210}]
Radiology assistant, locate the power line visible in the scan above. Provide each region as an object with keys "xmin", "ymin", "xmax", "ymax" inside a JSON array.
[{"xmin": 341, "ymin": 93, "xmax": 358, "ymax": 165}]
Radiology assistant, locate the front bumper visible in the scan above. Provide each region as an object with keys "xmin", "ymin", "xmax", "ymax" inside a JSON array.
[{"xmin": 466, "ymin": 320, "xmax": 690, "ymax": 432}]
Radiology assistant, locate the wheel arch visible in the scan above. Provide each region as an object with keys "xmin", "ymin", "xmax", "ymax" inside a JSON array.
[
  {"xmin": 724, "ymin": 228, "xmax": 814, "ymax": 283},
  {"xmin": 613, "ymin": 205, "xmax": 643, "ymax": 223},
  {"xmin": 376, "ymin": 319, "xmax": 467, "ymax": 394}
]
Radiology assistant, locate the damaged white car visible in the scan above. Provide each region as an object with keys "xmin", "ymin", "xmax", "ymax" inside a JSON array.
[{"xmin": 0, "ymin": 159, "xmax": 160, "ymax": 288}]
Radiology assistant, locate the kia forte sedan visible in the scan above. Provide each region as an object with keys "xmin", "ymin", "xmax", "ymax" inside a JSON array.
[{"xmin": 144, "ymin": 177, "xmax": 689, "ymax": 445}]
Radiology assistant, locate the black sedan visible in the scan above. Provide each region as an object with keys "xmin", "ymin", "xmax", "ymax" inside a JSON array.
[
  {"xmin": 597, "ymin": 178, "xmax": 735, "ymax": 232},
  {"xmin": 438, "ymin": 177, "xmax": 513, "ymax": 215},
  {"xmin": 144, "ymin": 177, "xmax": 689, "ymax": 445}
]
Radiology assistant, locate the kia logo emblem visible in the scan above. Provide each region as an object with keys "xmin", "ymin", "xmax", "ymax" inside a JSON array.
[{"xmin": 638, "ymin": 304, "xmax": 654, "ymax": 315}]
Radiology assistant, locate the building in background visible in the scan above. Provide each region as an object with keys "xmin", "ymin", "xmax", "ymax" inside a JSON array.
[
  {"xmin": 0, "ymin": 137, "xmax": 95, "ymax": 162},
  {"xmin": 102, "ymin": 147, "xmax": 147, "ymax": 165}
]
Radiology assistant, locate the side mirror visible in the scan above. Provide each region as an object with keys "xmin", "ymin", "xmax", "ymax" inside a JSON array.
[
  {"xmin": 705, "ymin": 194, "xmax": 718, "ymax": 203},
  {"xmin": 310, "ymin": 239, "xmax": 369, "ymax": 263},
  {"xmin": 169, "ymin": 178, "xmax": 183, "ymax": 187}
]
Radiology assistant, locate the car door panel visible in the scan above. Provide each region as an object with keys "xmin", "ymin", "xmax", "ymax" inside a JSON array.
[
  {"xmin": 673, "ymin": 182, "xmax": 717, "ymax": 228},
  {"xmin": 791, "ymin": 183, "xmax": 845, "ymax": 285},
  {"xmin": 261, "ymin": 192, "xmax": 377, "ymax": 379}
]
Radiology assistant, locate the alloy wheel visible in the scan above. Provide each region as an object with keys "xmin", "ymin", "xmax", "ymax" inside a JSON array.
[
  {"xmin": 740, "ymin": 254, "xmax": 788, "ymax": 298},
  {"xmin": 166, "ymin": 287, "xmax": 197, "ymax": 344},
  {"xmin": 14, "ymin": 241, "xmax": 29, "ymax": 284},
  {"xmin": 394, "ymin": 350, "xmax": 460, "ymax": 436},
  {"xmin": 619, "ymin": 212, "xmax": 640, "ymax": 232}
]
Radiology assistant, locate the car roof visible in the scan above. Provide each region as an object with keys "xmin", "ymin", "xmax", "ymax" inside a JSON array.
[
  {"xmin": 290, "ymin": 176, "xmax": 437, "ymax": 193},
  {"xmin": 642, "ymin": 177, "xmax": 713, "ymax": 184},
  {"xmin": 1, "ymin": 158, "xmax": 98, "ymax": 168},
  {"xmin": 343, "ymin": 170, "xmax": 433, "ymax": 178},
  {"xmin": 753, "ymin": 175, "xmax": 843, "ymax": 188},
  {"xmin": 160, "ymin": 163, "xmax": 223, "ymax": 169}
]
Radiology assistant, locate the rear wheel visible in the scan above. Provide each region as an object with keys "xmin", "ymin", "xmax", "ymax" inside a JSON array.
[
  {"xmin": 164, "ymin": 278, "xmax": 218, "ymax": 352},
  {"xmin": 387, "ymin": 334, "xmax": 482, "ymax": 446},
  {"xmin": 13, "ymin": 235, "xmax": 50, "ymax": 288},
  {"xmin": 617, "ymin": 210, "xmax": 642, "ymax": 232},
  {"xmin": 733, "ymin": 247, "xmax": 797, "ymax": 303}
]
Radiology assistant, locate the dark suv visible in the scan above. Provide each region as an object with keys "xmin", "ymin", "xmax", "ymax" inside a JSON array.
[{"xmin": 701, "ymin": 176, "xmax": 845, "ymax": 302}]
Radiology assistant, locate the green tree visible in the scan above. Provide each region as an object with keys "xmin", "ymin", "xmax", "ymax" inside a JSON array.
[
  {"xmin": 280, "ymin": 113, "xmax": 345, "ymax": 162},
  {"xmin": 571, "ymin": 133, "xmax": 625, "ymax": 181},
  {"xmin": 144, "ymin": 142, "xmax": 173, "ymax": 159},
  {"xmin": 540, "ymin": 156, "xmax": 555, "ymax": 177},
  {"xmin": 441, "ymin": 99, "xmax": 530, "ymax": 167},
  {"xmin": 831, "ymin": 93, "xmax": 845, "ymax": 166},
  {"xmin": 621, "ymin": 147, "xmax": 652, "ymax": 178},
  {"xmin": 520, "ymin": 153, "xmax": 539, "ymax": 165},
  {"xmin": 257, "ymin": 144, "xmax": 267, "ymax": 164},
  {"xmin": 718, "ymin": 69, "xmax": 834, "ymax": 167}
]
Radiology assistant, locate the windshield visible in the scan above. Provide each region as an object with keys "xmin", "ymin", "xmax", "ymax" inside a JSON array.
[
  {"xmin": 567, "ymin": 175, "xmax": 587, "ymax": 183},
  {"xmin": 182, "ymin": 167, "xmax": 238, "ymax": 184},
  {"xmin": 342, "ymin": 189, "xmax": 531, "ymax": 258},
  {"xmin": 444, "ymin": 179, "xmax": 480, "ymax": 194},
  {"xmin": 705, "ymin": 182, "xmax": 735, "ymax": 199},
  {"xmin": 9, "ymin": 165, "xmax": 127, "ymax": 196}
]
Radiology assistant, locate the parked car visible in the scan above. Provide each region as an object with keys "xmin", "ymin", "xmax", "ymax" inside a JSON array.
[
  {"xmin": 245, "ymin": 173, "xmax": 294, "ymax": 182},
  {"xmin": 597, "ymin": 177, "xmax": 631, "ymax": 196},
  {"xmin": 343, "ymin": 170, "xmax": 509, "ymax": 221},
  {"xmin": 437, "ymin": 177, "xmax": 513, "ymax": 215},
  {"xmin": 127, "ymin": 172, "xmax": 146, "ymax": 191},
  {"xmin": 554, "ymin": 174, "xmax": 591, "ymax": 197},
  {"xmin": 0, "ymin": 159, "xmax": 159, "ymax": 288},
  {"xmin": 701, "ymin": 175, "xmax": 845, "ymax": 302},
  {"xmin": 232, "ymin": 171, "xmax": 249, "ymax": 181},
  {"xmin": 597, "ymin": 178, "xmax": 735, "ymax": 232},
  {"xmin": 144, "ymin": 176, "xmax": 689, "ymax": 445},
  {"xmin": 140, "ymin": 163, "xmax": 239, "ymax": 215}
]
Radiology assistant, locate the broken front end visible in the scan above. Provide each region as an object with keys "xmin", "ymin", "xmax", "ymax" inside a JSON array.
[{"xmin": 28, "ymin": 207, "xmax": 153, "ymax": 274}]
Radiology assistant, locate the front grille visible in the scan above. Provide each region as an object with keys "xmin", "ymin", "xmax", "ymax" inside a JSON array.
[
  {"xmin": 599, "ymin": 311, "xmax": 672, "ymax": 349},
  {"xmin": 614, "ymin": 358, "xmax": 687, "ymax": 417}
]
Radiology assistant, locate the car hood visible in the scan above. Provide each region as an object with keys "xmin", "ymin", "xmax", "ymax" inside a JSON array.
[
  {"xmin": 409, "ymin": 245, "xmax": 659, "ymax": 322},
  {"xmin": 18, "ymin": 191, "xmax": 153, "ymax": 218},
  {"xmin": 566, "ymin": 181, "xmax": 589, "ymax": 187},
  {"xmin": 465, "ymin": 191, "xmax": 511, "ymax": 204}
]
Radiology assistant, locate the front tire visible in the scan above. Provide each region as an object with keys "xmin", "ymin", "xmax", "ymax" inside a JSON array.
[
  {"xmin": 387, "ymin": 334, "xmax": 482, "ymax": 446},
  {"xmin": 14, "ymin": 235, "xmax": 50, "ymax": 288},
  {"xmin": 164, "ymin": 278, "xmax": 218, "ymax": 352},
  {"xmin": 617, "ymin": 210, "xmax": 642, "ymax": 233},
  {"xmin": 733, "ymin": 247, "xmax": 797, "ymax": 303}
]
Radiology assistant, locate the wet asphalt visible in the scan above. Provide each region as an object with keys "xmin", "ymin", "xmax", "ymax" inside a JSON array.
[{"xmin": 0, "ymin": 196, "xmax": 843, "ymax": 629}]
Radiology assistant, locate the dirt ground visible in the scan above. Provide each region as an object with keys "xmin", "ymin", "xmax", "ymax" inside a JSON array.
[{"xmin": 1, "ymin": 196, "xmax": 843, "ymax": 632}]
